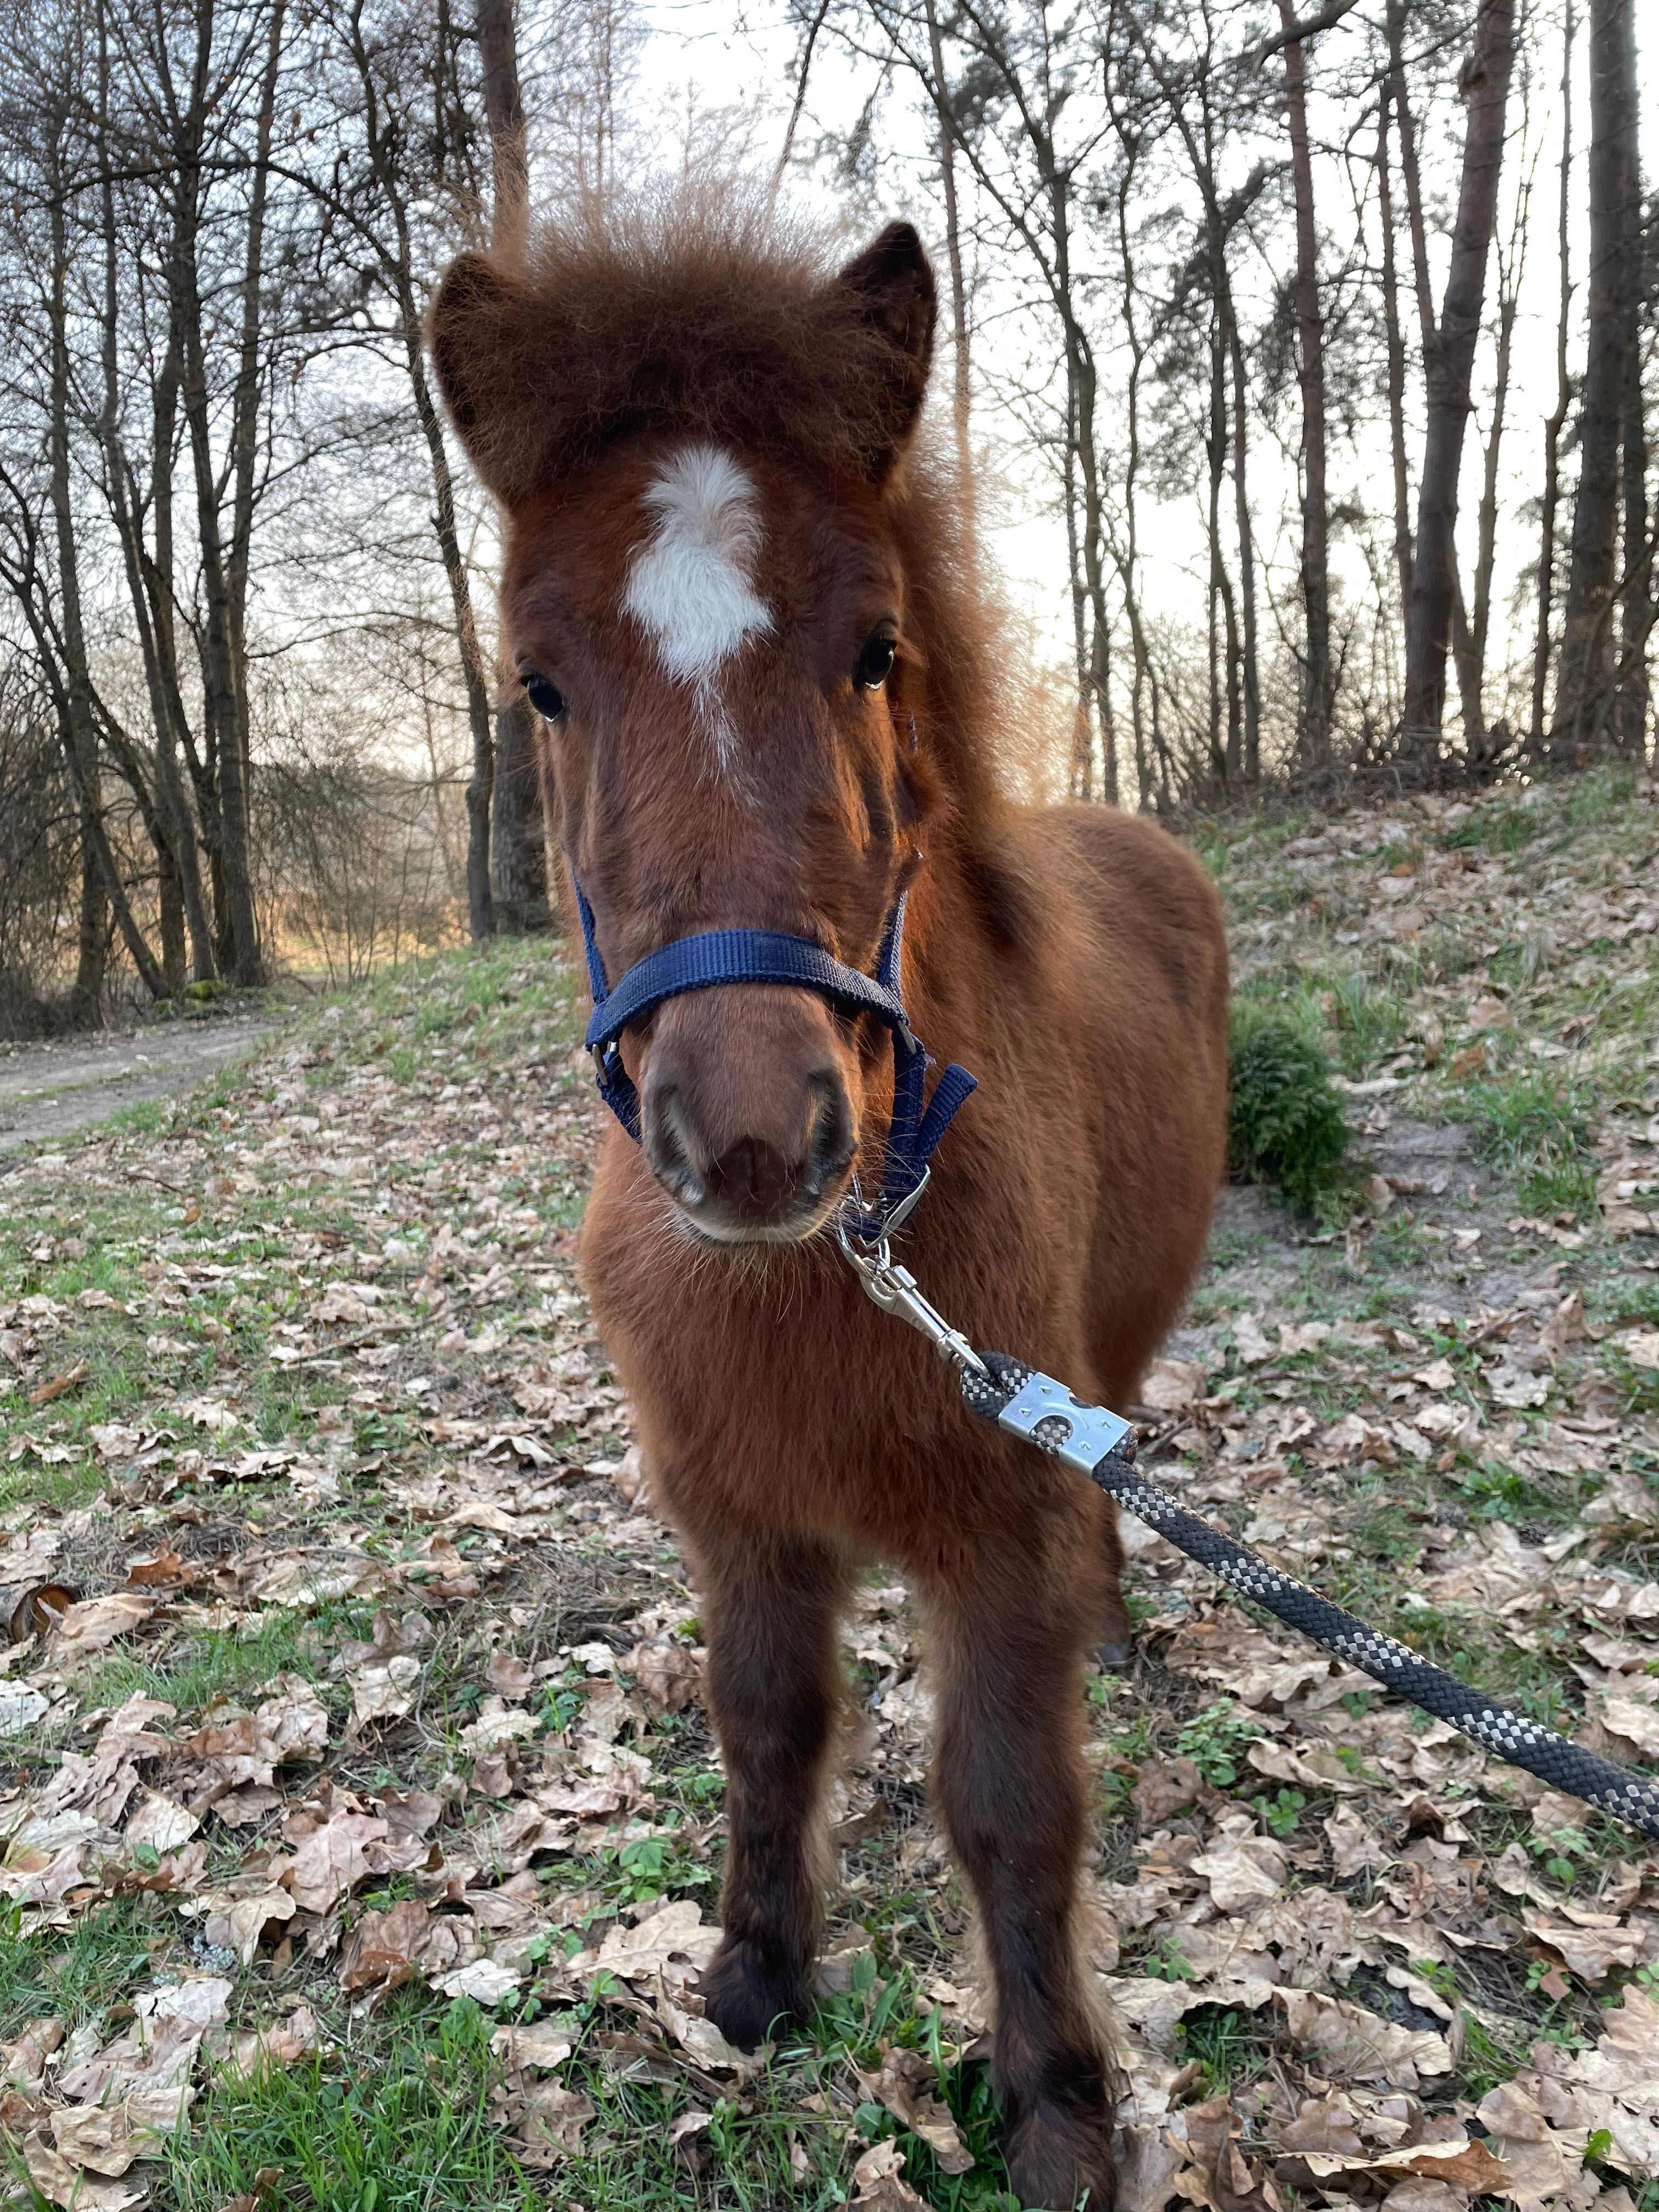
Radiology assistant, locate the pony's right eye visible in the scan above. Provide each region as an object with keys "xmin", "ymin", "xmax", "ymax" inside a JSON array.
[
  {"xmin": 855, "ymin": 631, "xmax": 897, "ymax": 691},
  {"xmin": 522, "ymin": 672, "xmax": 567, "ymax": 722}
]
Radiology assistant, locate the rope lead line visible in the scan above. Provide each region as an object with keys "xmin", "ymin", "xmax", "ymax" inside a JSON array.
[{"xmin": 960, "ymin": 1352, "xmax": 1659, "ymax": 1844}]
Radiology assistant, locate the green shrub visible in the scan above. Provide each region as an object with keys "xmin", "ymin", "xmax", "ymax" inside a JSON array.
[{"xmin": 1228, "ymin": 1001, "xmax": 1351, "ymax": 1214}]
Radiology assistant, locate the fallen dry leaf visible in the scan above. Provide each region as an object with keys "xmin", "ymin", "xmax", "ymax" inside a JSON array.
[
  {"xmin": 28, "ymin": 1363, "xmax": 89, "ymax": 1408},
  {"xmin": 588, "ymin": 1898, "xmax": 720, "ymax": 1983},
  {"xmin": 851, "ymin": 2135, "xmax": 935, "ymax": 2210},
  {"xmin": 1277, "ymin": 1990, "xmax": 1452, "ymax": 2089},
  {"xmin": 46, "ymin": 1590, "xmax": 154, "ymax": 1661},
  {"xmin": 856, "ymin": 2048, "xmax": 974, "ymax": 2175},
  {"xmin": 513, "ymin": 2083, "xmax": 596, "ymax": 2166}
]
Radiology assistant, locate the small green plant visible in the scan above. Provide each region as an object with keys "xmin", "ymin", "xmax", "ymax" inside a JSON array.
[
  {"xmin": 1142, "ymin": 1934, "xmax": 1199, "ymax": 1983},
  {"xmin": 1175, "ymin": 1699, "xmax": 1262, "ymax": 1788},
  {"xmin": 1456, "ymin": 1458, "xmax": 1539, "ymax": 1518},
  {"xmin": 1227, "ymin": 1001, "xmax": 1351, "ymax": 1215},
  {"xmin": 1249, "ymin": 1786, "xmax": 1307, "ymax": 1837},
  {"xmin": 1527, "ymin": 1822, "xmax": 1593, "ymax": 1892},
  {"xmin": 591, "ymin": 1833, "xmax": 712, "ymax": 1909}
]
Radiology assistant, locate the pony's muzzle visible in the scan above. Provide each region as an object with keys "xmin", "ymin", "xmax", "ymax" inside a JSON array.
[{"xmin": 640, "ymin": 990, "xmax": 856, "ymax": 1241}]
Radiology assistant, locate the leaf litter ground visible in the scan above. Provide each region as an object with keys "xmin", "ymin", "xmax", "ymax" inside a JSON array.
[{"xmin": 3, "ymin": 768, "xmax": 1658, "ymax": 2212}]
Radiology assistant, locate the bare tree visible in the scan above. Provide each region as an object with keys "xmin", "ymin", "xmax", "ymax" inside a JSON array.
[
  {"xmin": 923, "ymin": 0, "xmax": 975, "ymax": 521},
  {"xmin": 1555, "ymin": 0, "xmax": 1643, "ymax": 748},
  {"xmin": 311, "ymin": 0, "xmax": 499, "ymax": 940},
  {"xmin": 479, "ymin": 0, "xmax": 552, "ymax": 933},
  {"xmin": 1272, "ymin": 0, "xmax": 1335, "ymax": 772},
  {"xmin": 1530, "ymin": 0, "xmax": 1575, "ymax": 752},
  {"xmin": 1398, "ymin": 0, "xmax": 1515, "ymax": 771}
]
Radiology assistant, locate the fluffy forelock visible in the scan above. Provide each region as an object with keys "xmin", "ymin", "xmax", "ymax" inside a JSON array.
[{"xmin": 432, "ymin": 191, "xmax": 931, "ymax": 500}]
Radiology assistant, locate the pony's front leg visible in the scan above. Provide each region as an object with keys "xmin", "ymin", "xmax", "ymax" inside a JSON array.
[
  {"xmin": 928, "ymin": 1528, "xmax": 1121, "ymax": 2211},
  {"xmin": 691, "ymin": 1525, "xmax": 850, "ymax": 2049}
]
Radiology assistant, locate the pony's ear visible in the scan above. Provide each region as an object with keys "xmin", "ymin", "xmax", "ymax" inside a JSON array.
[
  {"xmin": 832, "ymin": 222, "xmax": 937, "ymax": 477},
  {"xmin": 427, "ymin": 251, "xmax": 549, "ymax": 506}
]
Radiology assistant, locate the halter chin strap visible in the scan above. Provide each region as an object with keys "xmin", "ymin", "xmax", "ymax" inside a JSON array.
[{"xmin": 568, "ymin": 866, "xmax": 977, "ymax": 1240}]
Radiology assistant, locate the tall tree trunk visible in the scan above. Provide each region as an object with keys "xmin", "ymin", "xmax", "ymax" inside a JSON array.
[
  {"xmin": 1205, "ymin": 308, "xmax": 1237, "ymax": 788},
  {"xmin": 1109, "ymin": 155, "xmax": 1159, "ymax": 809},
  {"xmin": 477, "ymin": 0, "xmax": 528, "ymax": 258},
  {"xmin": 1450, "ymin": 580, "xmax": 1488, "ymax": 763},
  {"xmin": 171, "ymin": 0, "xmax": 262, "ymax": 984},
  {"xmin": 1228, "ymin": 316, "xmax": 1260, "ymax": 781},
  {"xmin": 44, "ymin": 109, "xmax": 109, "ymax": 1022},
  {"xmin": 1399, "ymin": 0, "xmax": 1515, "ymax": 772},
  {"xmin": 1620, "ymin": 354, "xmax": 1654, "ymax": 755},
  {"xmin": 1531, "ymin": 0, "xmax": 1574, "ymax": 751},
  {"xmin": 1048, "ymin": 151, "xmax": 1114, "ymax": 803},
  {"xmin": 1064, "ymin": 375, "xmax": 1093, "ymax": 801},
  {"xmin": 1556, "ymin": 0, "xmax": 1640, "ymax": 747},
  {"xmin": 224, "ymin": 0, "xmax": 286, "ymax": 882},
  {"xmin": 1469, "ymin": 227, "xmax": 1521, "ymax": 727},
  {"xmin": 348, "ymin": 4, "xmax": 495, "ymax": 938},
  {"xmin": 408, "ymin": 317, "xmax": 497, "ymax": 941},
  {"xmin": 95, "ymin": 0, "xmax": 216, "ymax": 986},
  {"xmin": 924, "ymin": 0, "xmax": 974, "ymax": 528},
  {"xmin": 1613, "ymin": 0, "xmax": 1650, "ymax": 754},
  {"xmin": 1376, "ymin": 84, "xmax": 1414, "ymax": 619},
  {"xmin": 478, "ymin": 0, "xmax": 550, "ymax": 929},
  {"xmin": 1275, "ymin": 0, "xmax": 1333, "ymax": 771}
]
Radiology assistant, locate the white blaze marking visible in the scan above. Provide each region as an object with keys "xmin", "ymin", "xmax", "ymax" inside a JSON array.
[{"xmin": 622, "ymin": 444, "xmax": 772, "ymax": 760}]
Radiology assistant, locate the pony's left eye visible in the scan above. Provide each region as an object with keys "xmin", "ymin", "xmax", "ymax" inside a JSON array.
[
  {"xmin": 855, "ymin": 633, "xmax": 896, "ymax": 691},
  {"xmin": 522, "ymin": 672, "xmax": 567, "ymax": 722}
]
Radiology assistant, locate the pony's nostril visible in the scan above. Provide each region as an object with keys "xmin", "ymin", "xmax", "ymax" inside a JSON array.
[
  {"xmin": 643, "ymin": 1084, "xmax": 708, "ymax": 1209},
  {"xmin": 804, "ymin": 1073, "xmax": 855, "ymax": 1196}
]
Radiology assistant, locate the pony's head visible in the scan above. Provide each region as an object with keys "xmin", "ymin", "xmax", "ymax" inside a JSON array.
[{"xmin": 432, "ymin": 208, "xmax": 958, "ymax": 1244}]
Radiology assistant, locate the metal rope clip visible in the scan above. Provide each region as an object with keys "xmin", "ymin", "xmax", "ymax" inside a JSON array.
[{"xmin": 836, "ymin": 1178, "xmax": 988, "ymax": 1378}]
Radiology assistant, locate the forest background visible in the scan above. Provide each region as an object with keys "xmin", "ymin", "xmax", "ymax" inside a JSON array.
[{"xmin": 0, "ymin": 0, "xmax": 1652, "ymax": 1031}]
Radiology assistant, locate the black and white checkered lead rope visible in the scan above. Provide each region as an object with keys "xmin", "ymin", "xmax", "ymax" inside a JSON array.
[{"xmin": 960, "ymin": 1352, "xmax": 1659, "ymax": 1845}]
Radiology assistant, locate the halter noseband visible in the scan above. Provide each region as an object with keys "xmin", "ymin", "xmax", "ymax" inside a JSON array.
[{"xmin": 568, "ymin": 868, "xmax": 976, "ymax": 1241}]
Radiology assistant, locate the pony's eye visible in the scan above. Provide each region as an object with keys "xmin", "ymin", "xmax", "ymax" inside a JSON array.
[
  {"xmin": 855, "ymin": 633, "xmax": 896, "ymax": 692},
  {"xmin": 522, "ymin": 672, "xmax": 567, "ymax": 722}
]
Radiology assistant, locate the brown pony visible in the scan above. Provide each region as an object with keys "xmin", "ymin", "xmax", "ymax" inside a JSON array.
[{"xmin": 431, "ymin": 202, "xmax": 1228, "ymax": 2210}]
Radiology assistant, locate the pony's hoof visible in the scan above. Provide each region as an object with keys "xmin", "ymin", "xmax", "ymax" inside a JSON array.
[
  {"xmin": 698, "ymin": 1936, "xmax": 803, "ymax": 2051},
  {"xmin": 1005, "ymin": 2111, "xmax": 1118, "ymax": 2211},
  {"xmin": 1095, "ymin": 1635, "xmax": 1133, "ymax": 1672}
]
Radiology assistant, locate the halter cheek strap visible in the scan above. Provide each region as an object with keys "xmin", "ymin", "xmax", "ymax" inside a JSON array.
[{"xmin": 569, "ymin": 867, "xmax": 976, "ymax": 1239}]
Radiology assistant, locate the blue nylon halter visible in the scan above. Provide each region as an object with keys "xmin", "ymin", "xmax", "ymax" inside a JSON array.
[{"xmin": 568, "ymin": 867, "xmax": 976, "ymax": 1239}]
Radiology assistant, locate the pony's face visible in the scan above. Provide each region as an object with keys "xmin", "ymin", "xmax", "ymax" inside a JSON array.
[{"xmin": 432, "ymin": 224, "xmax": 939, "ymax": 1244}]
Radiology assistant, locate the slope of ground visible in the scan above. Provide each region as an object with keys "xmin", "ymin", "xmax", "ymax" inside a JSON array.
[{"xmin": 2, "ymin": 768, "xmax": 1657, "ymax": 2212}]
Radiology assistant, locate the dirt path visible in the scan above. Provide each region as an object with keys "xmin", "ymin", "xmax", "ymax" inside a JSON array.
[{"xmin": 0, "ymin": 1012, "xmax": 284, "ymax": 1154}]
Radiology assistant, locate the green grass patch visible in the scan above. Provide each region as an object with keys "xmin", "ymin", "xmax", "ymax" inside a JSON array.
[
  {"xmin": 1228, "ymin": 1001, "xmax": 1351, "ymax": 1215},
  {"xmin": 1175, "ymin": 2004, "xmax": 1277, "ymax": 2097},
  {"xmin": 0, "ymin": 1895, "xmax": 175, "ymax": 2038},
  {"xmin": 83, "ymin": 1610, "xmax": 348, "ymax": 1716},
  {"xmin": 164, "ymin": 1999, "xmax": 543, "ymax": 2212},
  {"xmin": 1462, "ymin": 1069, "xmax": 1596, "ymax": 1218}
]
